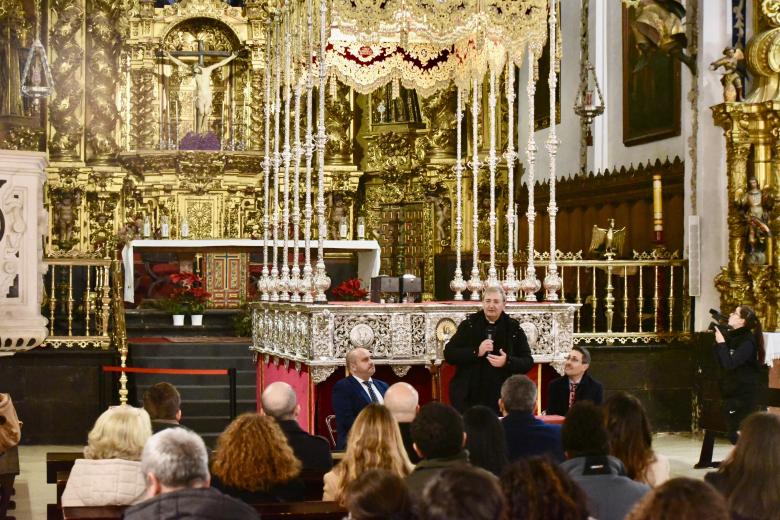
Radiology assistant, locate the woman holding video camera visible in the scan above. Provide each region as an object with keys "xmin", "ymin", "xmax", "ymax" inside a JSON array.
[{"xmin": 714, "ymin": 306, "xmax": 766, "ymax": 444}]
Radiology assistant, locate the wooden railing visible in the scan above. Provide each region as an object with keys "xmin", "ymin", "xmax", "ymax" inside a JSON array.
[{"xmin": 42, "ymin": 255, "xmax": 127, "ymax": 351}]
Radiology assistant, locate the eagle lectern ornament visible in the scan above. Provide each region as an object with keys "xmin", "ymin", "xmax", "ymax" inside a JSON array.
[{"xmin": 589, "ymin": 219, "xmax": 627, "ymax": 259}]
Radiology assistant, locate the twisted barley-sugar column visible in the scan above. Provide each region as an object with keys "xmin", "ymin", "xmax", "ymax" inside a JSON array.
[{"xmin": 726, "ymin": 141, "xmax": 751, "ymax": 280}]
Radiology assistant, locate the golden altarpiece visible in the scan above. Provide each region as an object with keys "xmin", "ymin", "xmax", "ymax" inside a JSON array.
[
  {"xmin": 0, "ymin": 0, "xmax": 533, "ymax": 304},
  {"xmin": 712, "ymin": 0, "xmax": 780, "ymax": 331}
]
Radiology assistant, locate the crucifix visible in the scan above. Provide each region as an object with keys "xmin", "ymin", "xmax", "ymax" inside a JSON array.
[{"xmin": 163, "ymin": 41, "xmax": 238, "ymax": 134}]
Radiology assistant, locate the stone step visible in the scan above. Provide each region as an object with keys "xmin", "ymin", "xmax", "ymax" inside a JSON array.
[
  {"xmin": 127, "ymin": 341, "xmax": 253, "ymax": 358},
  {"xmin": 135, "ymin": 383, "xmax": 257, "ymax": 402}
]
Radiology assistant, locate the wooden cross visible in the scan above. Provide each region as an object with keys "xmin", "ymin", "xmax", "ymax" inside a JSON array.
[{"xmin": 168, "ymin": 40, "xmax": 232, "ymax": 67}]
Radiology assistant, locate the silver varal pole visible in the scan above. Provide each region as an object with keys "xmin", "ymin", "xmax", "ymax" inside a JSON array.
[
  {"xmin": 543, "ymin": 0, "xmax": 562, "ymax": 301},
  {"xmin": 503, "ymin": 62, "xmax": 520, "ymax": 301},
  {"xmin": 302, "ymin": 0, "xmax": 315, "ymax": 303},
  {"xmin": 449, "ymin": 86, "xmax": 467, "ymax": 300},
  {"xmin": 260, "ymin": 20, "xmax": 273, "ymax": 301},
  {"xmin": 466, "ymin": 79, "xmax": 483, "ymax": 300},
  {"xmin": 313, "ymin": 0, "xmax": 331, "ymax": 302},
  {"xmin": 279, "ymin": 13, "xmax": 293, "ymax": 301},
  {"xmin": 520, "ymin": 48, "xmax": 541, "ymax": 301}
]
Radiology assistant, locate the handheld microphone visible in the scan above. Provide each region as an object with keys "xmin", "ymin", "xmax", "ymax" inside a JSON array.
[{"xmin": 485, "ymin": 324, "xmax": 496, "ymax": 341}]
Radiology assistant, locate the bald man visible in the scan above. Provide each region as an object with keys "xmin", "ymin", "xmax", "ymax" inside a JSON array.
[
  {"xmin": 261, "ymin": 382, "xmax": 332, "ymax": 471},
  {"xmin": 331, "ymin": 348, "xmax": 388, "ymax": 449},
  {"xmin": 384, "ymin": 382, "xmax": 421, "ymax": 463}
]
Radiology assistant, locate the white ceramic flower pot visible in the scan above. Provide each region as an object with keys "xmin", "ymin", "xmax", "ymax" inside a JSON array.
[
  {"xmin": 191, "ymin": 314, "xmax": 203, "ymax": 326},
  {"xmin": 172, "ymin": 314, "xmax": 185, "ymax": 326}
]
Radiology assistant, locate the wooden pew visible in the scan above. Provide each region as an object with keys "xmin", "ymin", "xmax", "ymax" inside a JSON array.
[
  {"xmin": 62, "ymin": 502, "xmax": 346, "ymax": 520},
  {"xmin": 62, "ymin": 506, "xmax": 125, "ymax": 519},
  {"xmin": 254, "ymin": 501, "xmax": 346, "ymax": 519},
  {"xmin": 46, "ymin": 452, "xmax": 82, "ymax": 484}
]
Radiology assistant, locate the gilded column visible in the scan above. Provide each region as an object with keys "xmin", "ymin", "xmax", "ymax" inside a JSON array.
[
  {"xmin": 48, "ymin": 0, "xmax": 85, "ymax": 160},
  {"xmin": 130, "ymin": 47, "xmax": 156, "ymax": 151},
  {"xmin": 324, "ymin": 82, "xmax": 354, "ymax": 165},
  {"xmin": 85, "ymin": 0, "xmax": 121, "ymax": 164},
  {"xmin": 248, "ymin": 58, "xmax": 264, "ymax": 151}
]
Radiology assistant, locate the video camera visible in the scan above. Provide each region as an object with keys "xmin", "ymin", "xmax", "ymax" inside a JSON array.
[{"xmin": 707, "ymin": 308, "xmax": 731, "ymax": 336}]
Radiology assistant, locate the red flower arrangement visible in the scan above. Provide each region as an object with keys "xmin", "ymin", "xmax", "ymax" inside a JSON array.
[
  {"xmin": 330, "ymin": 278, "xmax": 368, "ymax": 301},
  {"xmin": 166, "ymin": 272, "xmax": 211, "ymax": 314}
]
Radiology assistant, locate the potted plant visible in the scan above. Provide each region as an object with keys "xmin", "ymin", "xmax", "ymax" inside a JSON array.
[
  {"xmin": 158, "ymin": 297, "xmax": 186, "ymax": 326},
  {"xmin": 169, "ymin": 273, "xmax": 211, "ymax": 326}
]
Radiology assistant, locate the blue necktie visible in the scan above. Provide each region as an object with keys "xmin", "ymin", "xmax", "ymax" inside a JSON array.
[{"xmin": 363, "ymin": 381, "xmax": 379, "ymax": 403}]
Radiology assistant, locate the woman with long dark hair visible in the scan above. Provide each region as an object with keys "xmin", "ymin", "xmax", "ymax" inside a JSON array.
[
  {"xmin": 463, "ymin": 405, "xmax": 509, "ymax": 476},
  {"xmin": 704, "ymin": 412, "xmax": 780, "ymax": 520},
  {"xmin": 713, "ymin": 305, "xmax": 765, "ymax": 443},
  {"xmin": 603, "ymin": 392, "xmax": 669, "ymax": 487}
]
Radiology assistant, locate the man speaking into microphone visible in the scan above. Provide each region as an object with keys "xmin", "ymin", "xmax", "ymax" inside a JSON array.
[{"xmin": 444, "ymin": 286, "xmax": 533, "ymax": 413}]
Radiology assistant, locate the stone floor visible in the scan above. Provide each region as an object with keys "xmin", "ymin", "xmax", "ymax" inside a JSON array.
[{"xmin": 7, "ymin": 433, "xmax": 734, "ymax": 520}]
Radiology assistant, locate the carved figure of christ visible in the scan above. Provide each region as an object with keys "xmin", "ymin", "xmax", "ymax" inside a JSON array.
[{"xmin": 164, "ymin": 42, "xmax": 238, "ymax": 134}]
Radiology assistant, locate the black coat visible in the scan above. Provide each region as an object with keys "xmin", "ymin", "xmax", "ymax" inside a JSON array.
[
  {"xmin": 277, "ymin": 419, "xmax": 333, "ymax": 472},
  {"xmin": 546, "ymin": 372, "xmax": 603, "ymax": 416},
  {"xmin": 123, "ymin": 487, "xmax": 258, "ymax": 520},
  {"xmin": 714, "ymin": 326, "xmax": 763, "ymax": 402},
  {"xmin": 443, "ymin": 310, "xmax": 533, "ymax": 413}
]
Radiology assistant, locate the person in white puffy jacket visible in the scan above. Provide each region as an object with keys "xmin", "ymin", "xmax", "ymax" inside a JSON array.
[{"xmin": 61, "ymin": 405, "xmax": 152, "ymax": 507}]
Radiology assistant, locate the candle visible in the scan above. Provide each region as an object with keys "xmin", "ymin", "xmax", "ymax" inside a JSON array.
[
  {"xmin": 161, "ymin": 215, "xmax": 170, "ymax": 238},
  {"xmin": 652, "ymin": 174, "xmax": 664, "ymax": 243}
]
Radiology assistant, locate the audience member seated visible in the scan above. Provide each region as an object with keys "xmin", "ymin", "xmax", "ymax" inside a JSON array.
[
  {"xmin": 61, "ymin": 406, "xmax": 151, "ymax": 507},
  {"xmin": 384, "ymin": 382, "xmax": 421, "ymax": 464},
  {"xmin": 499, "ymin": 375, "xmax": 564, "ymax": 463},
  {"xmin": 142, "ymin": 382, "xmax": 191, "ymax": 433},
  {"xmin": 418, "ymin": 465, "xmax": 506, "ymax": 520},
  {"xmin": 124, "ymin": 428, "xmax": 258, "ymax": 519},
  {"xmin": 261, "ymin": 381, "xmax": 333, "ymax": 472},
  {"xmin": 463, "ymin": 405, "xmax": 508, "ymax": 476},
  {"xmin": 560, "ymin": 402, "xmax": 650, "ymax": 520},
  {"xmin": 211, "ymin": 413, "xmax": 305, "ymax": 503},
  {"xmin": 332, "ymin": 348, "xmax": 389, "ymax": 449},
  {"xmin": 323, "ymin": 404, "xmax": 413, "ymax": 504},
  {"xmin": 604, "ymin": 392, "xmax": 670, "ymax": 487},
  {"xmin": 344, "ymin": 469, "xmax": 414, "ymax": 520},
  {"xmin": 547, "ymin": 346, "xmax": 603, "ymax": 416},
  {"xmin": 406, "ymin": 402, "xmax": 468, "ymax": 496},
  {"xmin": 704, "ymin": 412, "xmax": 780, "ymax": 520},
  {"xmin": 626, "ymin": 478, "xmax": 729, "ymax": 520},
  {"xmin": 501, "ymin": 456, "xmax": 589, "ymax": 520}
]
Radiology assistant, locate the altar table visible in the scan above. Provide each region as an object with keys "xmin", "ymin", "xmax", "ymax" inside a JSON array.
[
  {"xmin": 121, "ymin": 239, "xmax": 381, "ymax": 303},
  {"xmin": 250, "ymin": 300, "xmax": 577, "ymax": 436}
]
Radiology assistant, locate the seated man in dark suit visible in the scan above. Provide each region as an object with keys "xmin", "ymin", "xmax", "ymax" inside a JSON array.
[
  {"xmin": 499, "ymin": 375, "xmax": 564, "ymax": 463},
  {"xmin": 261, "ymin": 381, "xmax": 333, "ymax": 472},
  {"xmin": 546, "ymin": 346, "xmax": 603, "ymax": 416},
  {"xmin": 332, "ymin": 348, "xmax": 388, "ymax": 449},
  {"xmin": 384, "ymin": 382, "xmax": 421, "ymax": 463},
  {"xmin": 143, "ymin": 382, "xmax": 192, "ymax": 433}
]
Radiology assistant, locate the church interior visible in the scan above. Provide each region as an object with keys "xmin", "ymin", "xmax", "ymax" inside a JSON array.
[{"xmin": 1, "ymin": 0, "xmax": 780, "ymax": 518}]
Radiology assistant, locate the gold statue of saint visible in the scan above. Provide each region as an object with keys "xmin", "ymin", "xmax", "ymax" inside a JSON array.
[{"xmin": 164, "ymin": 50, "xmax": 239, "ymax": 134}]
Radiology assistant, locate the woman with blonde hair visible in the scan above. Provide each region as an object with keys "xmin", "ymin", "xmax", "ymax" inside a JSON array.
[
  {"xmin": 323, "ymin": 404, "xmax": 414, "ymax": 504},
  {"xmin": 211, "ymin": 413, "xmax": 304, "ymax": 503},
  {"xmin": 705, "ymin": 412, "xmax": 780, "ymax": 520},
  {"xmin": 61, "ymin": 405, "xmax": 152, "ymax": 506}
]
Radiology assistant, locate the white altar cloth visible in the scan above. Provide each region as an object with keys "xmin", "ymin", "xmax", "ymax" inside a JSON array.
[
  {"xmin": 122, "ymin": 239, "xmax": 381, "ymax": 303},
  {"xmin": 764, "ymin": 332, "xmax": 780, "ymax": 366}
]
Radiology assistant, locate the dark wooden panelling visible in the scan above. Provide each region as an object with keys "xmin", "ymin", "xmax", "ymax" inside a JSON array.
[
  {"xmin": 518, "ymin": 158, "xmax": 685, "ymax": 256},
  {"xmin": 0, "ymin": 349, "xmax": 116, "ymax": 444},
  {"xmin": 588, "ymin": 343, "xmax": 694, "ymax": 431}
]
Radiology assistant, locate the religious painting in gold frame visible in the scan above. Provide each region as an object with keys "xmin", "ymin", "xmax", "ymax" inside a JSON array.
[{"xmin": 621, "ymin": 5, "xmax": 681, "ymax": 146}]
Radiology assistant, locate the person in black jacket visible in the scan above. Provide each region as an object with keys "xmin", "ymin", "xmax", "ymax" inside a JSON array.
[
  {"xmin": 546, "ymin": 346, "xmax": 603, "ymax": 416},
  {"xmin": 444, "ymin": 286, "xmax": 534, "ymax": 413},
  {"xmin": 714, "ymin": 305, "xmax": 766, "ymax": 444},
  {"xmin": 261, "ymin": 381, "xmax": 333, "ymax": 472}
]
